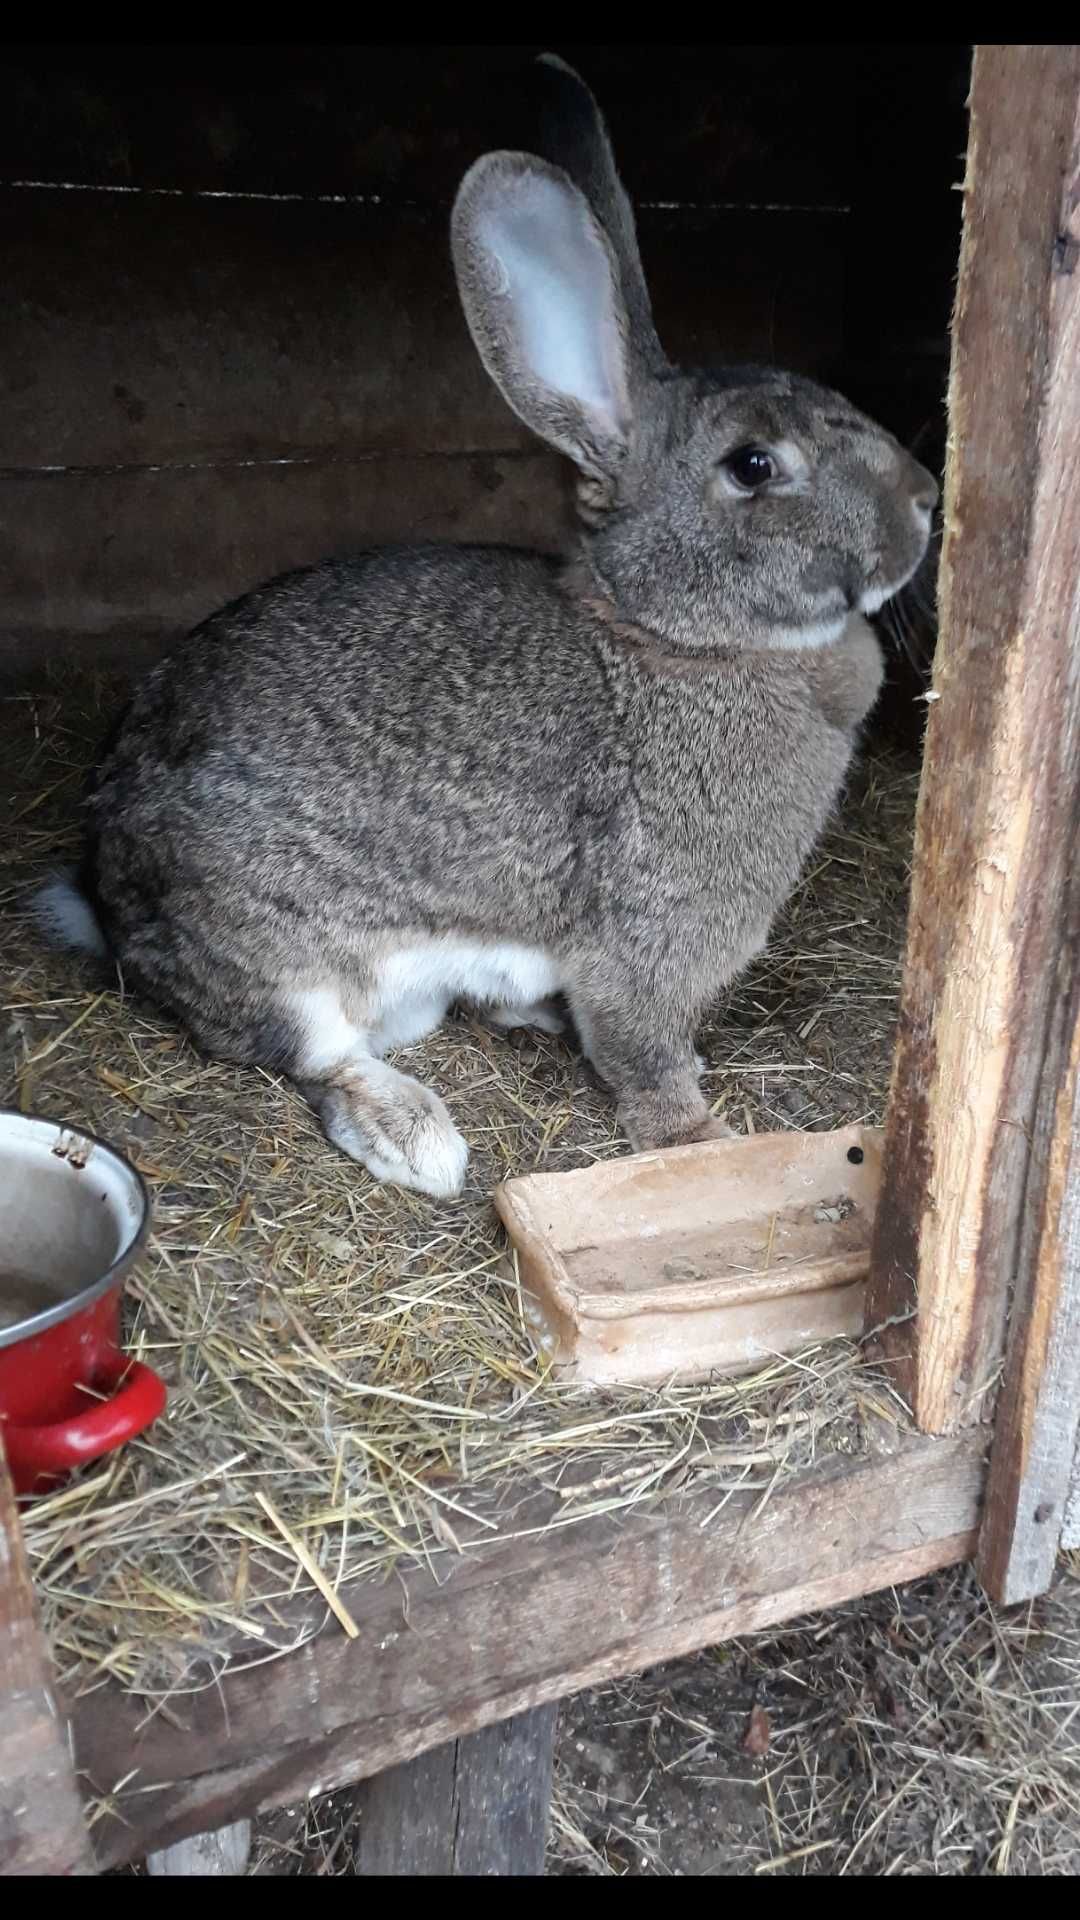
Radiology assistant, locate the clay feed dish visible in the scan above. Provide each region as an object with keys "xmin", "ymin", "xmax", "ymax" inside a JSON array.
[{"xmin": 494, "ymin": 1124, "xmax": 883, "ymax": 1386}]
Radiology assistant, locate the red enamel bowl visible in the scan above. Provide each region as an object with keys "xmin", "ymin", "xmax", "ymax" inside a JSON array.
[{"xmin": 0, "ymin": 1111, "xmax": 166, "ymax": 1495}]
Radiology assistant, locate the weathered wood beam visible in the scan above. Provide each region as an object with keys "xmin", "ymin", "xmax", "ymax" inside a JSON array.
[
  {"xmin": 974, "ymin": 54, "xmax": 1080, "ymax": 1602},
  {"xmin": 0, "ymin": 1444, "xmax": 93, "ymax": 1876},
  {"xmin": 144, "ymin": 1822, "xmax": 252, "ymax": 1877},
  {"xmin": 69, "ymin": 1427, "xmax": 986, "ymax": 1869},
  {"xmin": 866, "ymin": 44, "xmax": 1080, "ymax": 1434},
  {"xmin": 353, "ymin": 1706, "xmax": 558, "ymax": 1876},
  {"xmin": 978, "ymin": 812, "xmax": 1080, "ymax": 1600}
]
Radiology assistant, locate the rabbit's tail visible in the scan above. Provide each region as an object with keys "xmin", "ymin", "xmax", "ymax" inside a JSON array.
[{"xmin": 33, "ymin": 867, "xmax": 109, "ymax": 959}]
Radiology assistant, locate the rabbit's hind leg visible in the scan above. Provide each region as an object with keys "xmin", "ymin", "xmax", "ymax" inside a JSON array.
[{"xmin": 291, "ymin": 985, "xmax": 468, "ymax": 1199}]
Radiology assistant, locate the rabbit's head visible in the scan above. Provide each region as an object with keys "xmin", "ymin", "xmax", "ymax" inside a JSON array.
[{"xmin": 451, "ymin": 57, "xmax": 937, "ymax": 657}]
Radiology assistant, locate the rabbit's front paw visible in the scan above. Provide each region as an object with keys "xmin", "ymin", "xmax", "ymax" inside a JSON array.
[
  {"xmin": 618, "ymin": 1085, "xmax": 731, "ymax": 1154},
  {"xmin": 685, "ymin": 1112, "xmax": 736, "ymax": 1142},
  {"xmin": 316, "ymin": 1066, "xmax": 469, "ymax": 1199}
]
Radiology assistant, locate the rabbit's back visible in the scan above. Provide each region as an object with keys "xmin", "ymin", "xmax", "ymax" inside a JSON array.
[
  {"xmin": 87, "ymin": 541, "xmax": 855, "ymax": 978},
  {"xmin": 86, "ymin": 546, "xmax": 626, "ymax": 960}
]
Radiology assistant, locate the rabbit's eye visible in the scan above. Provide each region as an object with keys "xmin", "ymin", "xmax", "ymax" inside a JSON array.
[{"xmin": 723, "ymin": 446, "xmax": 777, "ymax": 490}]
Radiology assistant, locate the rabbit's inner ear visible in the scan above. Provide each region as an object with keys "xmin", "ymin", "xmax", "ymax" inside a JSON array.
[
  {"xmin": 454, "ymin": 158, "xmax": 632, "ymax": 472},
  {"xmin": 478, "ymin": 185, "xmax": 621, "ymax": 421}
]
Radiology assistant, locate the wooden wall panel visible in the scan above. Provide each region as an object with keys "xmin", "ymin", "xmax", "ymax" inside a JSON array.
[
  {"xmin": 0, "ymin": 43, "xmax": 965, "ymax": 672},
  {"xmin": 0, "ymin": 453, "xmax": 566, "ymax": 675},
  {"xmin": 0, "ymin": 195, "xmax": 844, "ymax": 470},
  {"xmin": 0, "ymin": 44, "xmax": 854, "ymax": 208}
]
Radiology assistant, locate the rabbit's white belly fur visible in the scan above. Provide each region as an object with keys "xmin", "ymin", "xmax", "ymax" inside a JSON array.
[
  {"xmin": 374, "ymin": 940, "xmax": 561, "ymax": 1051},
  {"xmin": 292, "ymin": 943, "xmax": 561, "ymax": 1067}
]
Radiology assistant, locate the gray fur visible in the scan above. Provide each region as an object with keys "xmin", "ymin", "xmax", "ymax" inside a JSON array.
[{"xmin": 40, "ymin": 59, "xmax": 935, "ymax": 1196}]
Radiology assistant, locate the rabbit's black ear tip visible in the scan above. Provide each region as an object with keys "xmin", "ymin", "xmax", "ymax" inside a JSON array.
[{"xmin": 537, "ymin": 52, "xmax": 578, "ymax": 78}]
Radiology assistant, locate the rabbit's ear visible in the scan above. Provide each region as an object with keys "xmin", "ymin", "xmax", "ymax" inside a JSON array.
[
  {"xmin": 452, "ymin": 151, "xmax": 633, "ymax": 475},
  {"xmin": 534, "ymin": 54, "xmax": 666, "ymax": 375}
]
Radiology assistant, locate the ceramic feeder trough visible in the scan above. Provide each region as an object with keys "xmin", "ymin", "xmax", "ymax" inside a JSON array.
[{"xmin": 494, "ymin": 1124, "xmax": 883, "ymax": 1387}]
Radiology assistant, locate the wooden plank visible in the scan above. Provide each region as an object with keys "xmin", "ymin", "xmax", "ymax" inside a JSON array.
[
  {"xmin": 0, "ymin": 195, "xmax": 529, "ymax": 469},
  {"xmin": 978, "ymin": 812, "xmax": 1080, "ymax": 1599},
  {"xmin": 145, "ymin": 1822, "xmax": 252, "ymax": 1877},
  {"xmin": 865, "ymin": 45, "xmax": 1080, "ymax": 1433},
  {"xmin": 353, "ymin": 1706, "xmax": 558, "ymax": 1875},
  {"xmin": 0, "ymin": 1442, "xmax": 93, "ymax": 1876},
  {"xmin": 976, "ymin": 63, "xmax": 1080, "ymax": 1588},
  {"xmin": 0, "ymin": 44, "xmax": 855, "ymax": 208},
  {"xmin": 976, "ymin": 73, "xmax": 1080, "ymax": 1592},
  {"xmin": 1064, "ymin": 1440, "xmax": 1080, "ymax": 1550},
  {"xmin": 0, "ymin": 193, "xmax": 843, "ymax": 470},
  {"xmin": 68, "ymin": 1427, "xmax": 986, "ymax": 1869},
  {"xmin": 0, "ymin": 451, "xmax": 565, "ymax": 677}
]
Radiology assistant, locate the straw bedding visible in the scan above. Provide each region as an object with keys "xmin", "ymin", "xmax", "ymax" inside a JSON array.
[{"xmin": 1, "ymin": 671, "xmax": 920, "ymax": 1703}]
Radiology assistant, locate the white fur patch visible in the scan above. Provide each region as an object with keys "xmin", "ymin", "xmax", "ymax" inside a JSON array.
[
  {"xmin": 767, "ymin": 614, "xmax": 850, "ymax": 653},
  {"xmin": 33, "ymin": 872, "xmax": 108, "ymax": 958},
  {"xmin": 290, "ymin": 986, "xmax": 363, "ymax": 1075},
  {"xmin": 290, "ymin": 985, "xmax": 470, "ymax": 1196},
  {"xmin": 370, "ymin": 994, "xmax": 449, "ymax": 1054},
  {"xmin": 860, "ymin": 529, "xmax": 930, "ymax": 615},
  {"xmin": 292, "ymin": 945, "xmax": 561, "ymax": 1073},
  {"xmin": 376, "ymin": 940, "xmax": 561, "ymax": 1030},
  {"xmin": 478, "ymin": 179, "xmax": 622, "ymax": 423},
  {"xmin": 859, "ymin": 566, "xmax": 920, "ymax": 616}
]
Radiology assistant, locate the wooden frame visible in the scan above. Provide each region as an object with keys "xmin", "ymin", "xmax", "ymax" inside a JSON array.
[
  {"xmin": 865, "ymin": 44, "xmax": 1080, "ymax": 1600},
  {"xmin": 0, "ymin": 1448, "xmax": 92, "ymax": 1875},
  {"xmin": 69, "ymin": 1428, "xmax": 983, "ymax": 1868},
  {"xmin": 1, "ymin": 41, "xmax": 1079, "ymax": 1877}
]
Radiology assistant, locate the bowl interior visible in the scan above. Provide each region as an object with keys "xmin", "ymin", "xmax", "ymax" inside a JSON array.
[{"xmin": 0, "ymin": 1113, "xmax": 146, "ymax": 1331}]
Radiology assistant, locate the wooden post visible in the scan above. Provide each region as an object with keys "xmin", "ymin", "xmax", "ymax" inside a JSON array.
[
  {"xmin": 145, "ymin": 1822, "xmax": 252, "ymax": 1876},
  {"xmin": 0, "ymin": 1443, "xmax": 94, "ymax": 1876},
  {"xmin": 977, "ymin": 808, "xmax": 1080, "ymax": 1600},
  {"xmin": 353, "ymin": 1705, "xmax": 558, "ymax": 1876},
  {"xmin": 1065, "ymin": 1445, "xmax": 1080, "ymax": 1549},
  {"xmin": 866, "ymin": 45, "xmax": 1080, "ymax": 1438},
  {"xmin": 974, "ymin": 59, "xmax": 1080, "ymax": 1601}
]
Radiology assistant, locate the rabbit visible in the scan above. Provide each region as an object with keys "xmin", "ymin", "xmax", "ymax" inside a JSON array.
[{"xmin": 36, "ymin": 55, "xmax": 936, "ymax": 1199}]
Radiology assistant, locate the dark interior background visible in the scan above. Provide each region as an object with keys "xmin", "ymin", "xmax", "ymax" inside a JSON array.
[{"xmin": 1, "ymin": 42, "xmax": 970, "ymax": 734}]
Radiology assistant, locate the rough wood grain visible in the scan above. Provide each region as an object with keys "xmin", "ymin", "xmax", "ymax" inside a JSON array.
[
  {"xmin": 145, "ymin": 1821, "xmax": 252, "ymax": 1877},
  {"xmin": 0, "ymin": 1442, "xmax": 93, "ymax": 1876},
  {"xmin": 1064, "ymin": 1438, "xmax": 1080, "ymax": 1549},
  {"xmin": 866, "ymin": 45, "xmax": 1080, "ymax": 1433},
  {"xmin": 68, "ymin": 1428, "xmax": 986, "ymax": 1869},
  {"xmin": 975, "ymin": 60, "xmax": 1080, "ymax": 1600},
  {"xmin": 978, "ymin": 760, "xmax": 1080, "ymax": 1598},
  {"xmin": 354, "ymin": 1706, "xmax": 558, "ymax": 1875}
]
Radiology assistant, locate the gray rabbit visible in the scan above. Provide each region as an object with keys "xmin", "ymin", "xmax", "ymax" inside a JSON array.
[{"xmin": 37, "ymin": 57, "xmax": 935, "ymax": 1198}]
